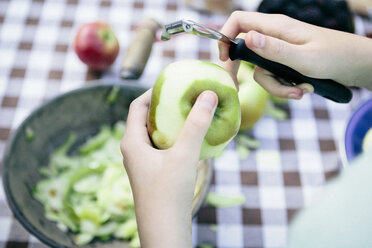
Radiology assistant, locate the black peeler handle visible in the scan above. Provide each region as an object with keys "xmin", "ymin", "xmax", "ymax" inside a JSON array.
[{"xmin": 229, "ymin": 38, "xmax": 352, "ymax": 103}]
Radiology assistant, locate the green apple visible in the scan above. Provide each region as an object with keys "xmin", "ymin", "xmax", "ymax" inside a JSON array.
[
  {"xmin": 237, "ymin": 61, "xmax": 269, "ymax": 130},
  {"xmin": 362, "ymin": 127, "xmax": 372, "ymax": 152},
  {"xmin": 147, "ymin": 60, "xmax": 241, "ymax": 160}
]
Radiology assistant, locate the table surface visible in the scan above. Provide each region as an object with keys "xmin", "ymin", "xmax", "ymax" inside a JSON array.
[{"xmin": 1, "ymin": 0, "xmax": 372, "ymax": 247}]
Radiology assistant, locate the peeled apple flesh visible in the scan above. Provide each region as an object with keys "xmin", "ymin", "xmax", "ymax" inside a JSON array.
[{"xmin": 147, "ymin": 60, "xmax": 241, "ymax": 160}]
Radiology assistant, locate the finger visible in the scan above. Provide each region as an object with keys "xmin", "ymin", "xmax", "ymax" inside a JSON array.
[
  {"xmin": 173, "ymin": 90, "xmax": 218, "ymax": 154},
  {"xmin": 220, "ymin": 11, "xmax": 309, "ymax": 45},
  {"xmin": 223, "ymin": 59, "xmax": 240, "ymax": 90},
  {"xmin": 244, "ymin": 30, "xmax": 304, "ymax": 70},
  {"xmin": 124, "ymin": 89, "xmax": 153, "ymax": 146},
  {"xmin": 253, "ymin": 67, "xmax": 303, "ymax": 99},
  {"xmin": 218, "ymin": 40, "xmax": 230, "ymax": 61}
]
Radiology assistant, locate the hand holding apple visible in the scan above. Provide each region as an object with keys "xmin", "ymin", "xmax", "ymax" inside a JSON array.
[
  {"xmin": 121, "ymin": 89, "xmax": 216, "ymax": 247},
  {"xmin": 74, "ymin": 21, "xmax": 119, "ymax": 71},
  {"xmin": 147, "ymin": 60, "xmax": 241, "ymax": 160}
]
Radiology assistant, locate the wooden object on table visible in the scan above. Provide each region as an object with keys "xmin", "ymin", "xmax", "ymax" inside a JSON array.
[
  {"xmin": 120, "ymin": 18, "xmax": 161, "ymax": 80},
  {"xmin": 183, "ymin": 0, "xmax": 235, "ymax": 15},
  {"xmin": 347, "ymin": 0, "xmax": 372, "ymax": 16}
]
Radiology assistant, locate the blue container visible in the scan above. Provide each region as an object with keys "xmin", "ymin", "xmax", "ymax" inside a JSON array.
[{"xmin": 343, "ymin": 99, "xmax": 372, "ymax": 165}]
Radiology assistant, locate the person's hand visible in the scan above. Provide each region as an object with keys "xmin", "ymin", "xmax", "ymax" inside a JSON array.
[
  {"xmin": 120, "ymin": 89, "xmax": 218, "ymax": 248},
  {"xmin": 219, "ymin": 11, "xmax": 372, "ymax": 99}
]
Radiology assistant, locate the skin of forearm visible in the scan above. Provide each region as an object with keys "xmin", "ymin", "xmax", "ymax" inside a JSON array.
[
  {"xmin": 134, "ymin": 196, "xmax": 192, "ymax": 248},
  {"xmin": 129, "ymin": 173, "xmax": 195, "ymax": 248}
]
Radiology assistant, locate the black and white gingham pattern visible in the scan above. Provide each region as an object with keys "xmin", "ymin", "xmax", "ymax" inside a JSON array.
[{"xmin": 1, "ymin": 1, "xmax": 372, "ymax": 247}]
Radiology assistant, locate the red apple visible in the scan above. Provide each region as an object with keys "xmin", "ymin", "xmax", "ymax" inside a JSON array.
[{"xmin": 74, "ymin": 21, "xmax": 119, "ymax": 71}]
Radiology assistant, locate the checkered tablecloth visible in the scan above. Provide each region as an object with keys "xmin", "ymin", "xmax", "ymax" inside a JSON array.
[{"xmin": 1, "ymin": 0, "xmax": 372, "ymax": 247}]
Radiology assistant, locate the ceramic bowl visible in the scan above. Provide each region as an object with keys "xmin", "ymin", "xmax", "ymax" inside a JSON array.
[{"xmin": 2, "ymin": 82, "xmax": 212, "ymax": 248}]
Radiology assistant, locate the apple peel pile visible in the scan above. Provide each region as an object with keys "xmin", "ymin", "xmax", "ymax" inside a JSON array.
[{"xmin": 147, "ymin": 60, "xmax": 241, "ymax": 160}]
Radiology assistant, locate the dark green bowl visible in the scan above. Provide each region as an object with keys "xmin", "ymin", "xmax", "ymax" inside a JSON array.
[{"xmin": 2, "ymin": 82, "xmax": 212, "ymax": 248}]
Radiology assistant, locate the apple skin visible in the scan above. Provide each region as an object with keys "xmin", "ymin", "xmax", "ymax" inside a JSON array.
[
  {"xmin": 74, "ymin": 21, "xmax": 119, "ymax": 71},
  {"xmin": 147, "ymin": 60, "xmax": 241, "ymax": 160},
  {"xmin": 237, "ymin": 62, "xmax": 269, "ymax": 130}
]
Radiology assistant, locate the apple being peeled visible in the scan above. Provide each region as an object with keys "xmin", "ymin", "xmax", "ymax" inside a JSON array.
[
  {"xmin": 147, "ymin": 60, "xmax": 241, "ymax": 160},
  {"xmin": 74, "ymin": 21, "xmax": 119, "ymax": 71},
  {"xmin": 237, "ymin": 62, "xmax": 269, "ymax": 130}
]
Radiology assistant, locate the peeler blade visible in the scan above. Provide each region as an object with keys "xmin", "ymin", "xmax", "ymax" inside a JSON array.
[{"xmin": 161, "ymin": 20, "xmax": 235, "ymax": 44}]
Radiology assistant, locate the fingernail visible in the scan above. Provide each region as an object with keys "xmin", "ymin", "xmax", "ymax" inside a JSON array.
[
  {"xmin": 297, "ymin": 84, "xmax": 314, "ymax": 95},
  {"xmin": 252, "ymin": 32, "xmax": 265, "ymax": 48},
  {"xmin": 198, "ymin": 91, "xmax": 217, "ymax": 110}
]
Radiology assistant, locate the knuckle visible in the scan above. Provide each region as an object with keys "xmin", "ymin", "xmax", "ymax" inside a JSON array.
[
  {"xmin": 120, "ymin": 137, "xmax": 129, "ymax": 155},
  {"xmin": 273, "ymin": 41, "xmax": 285, "ymax": 56},
  {"xmin": 199, "ymin": 115, "xmax": 212, "ymax": 127},
  {"xmin": 275, "ymin": 14, "xmax": 298, "ymax": 30},
  {"xmin": 188, "ymin": 112, "xmax": 211, "ymax": 129},
  {"xmin": 188, "ymin": 117, "xmax": 205, "ymax": 129},
  {"xmin": 120, "ymin": 134, "xmax": 137, "ymax": 159},
  {"xmin": 231, "ymin": 10, "xmax": 242, "ymax": 19},
  {"xmin": 229, "ymin": 11, "xmax": 245, "ymax": 25},
  {"xmin": 128, "ymin": 98, "xmax": 139, "ymax": 112}
]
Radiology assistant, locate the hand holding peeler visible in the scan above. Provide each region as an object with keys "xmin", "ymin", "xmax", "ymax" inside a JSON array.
[{"xmin": 161, "ymin": 20, "xmax": 352, "ymax": 103}]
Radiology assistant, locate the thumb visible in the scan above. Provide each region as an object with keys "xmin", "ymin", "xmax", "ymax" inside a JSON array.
[
  {"xmin": 244, "ymin": 30, "xmax": 300, "ymax": 69},
  {"xmin": 173, "ymin": 90, "xmax": 218, "ymax": 154}
]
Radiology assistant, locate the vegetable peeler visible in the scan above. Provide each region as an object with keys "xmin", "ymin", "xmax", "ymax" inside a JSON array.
[{"xmin": 161, "ymin": 20, "xmax": 352, "ymax": 103}]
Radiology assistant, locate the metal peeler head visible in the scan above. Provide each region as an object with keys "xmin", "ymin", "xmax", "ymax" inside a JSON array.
[{"xmin": 161, "ymin": 19, "xmax": 234, "ymax": 44}]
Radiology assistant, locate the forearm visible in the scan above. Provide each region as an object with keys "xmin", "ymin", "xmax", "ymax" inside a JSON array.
[{"xmin": 134, "ymin": 196, "xmax": 192, "ymax": 248}]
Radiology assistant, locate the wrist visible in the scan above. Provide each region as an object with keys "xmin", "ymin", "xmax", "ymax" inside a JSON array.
[{"xmin": 331, "ymin": 32, "xmax": 372, "ymax": 90}]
